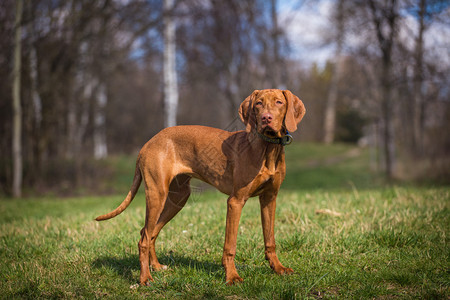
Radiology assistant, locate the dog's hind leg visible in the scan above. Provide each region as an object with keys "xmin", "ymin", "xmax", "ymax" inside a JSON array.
[
  {"xmin": 138, "ymin": 176, "xmax": 168, "ymax": 285},
  {"xmin": 150, "ymin": 174, "xmax": 191, "ymax": 271}
]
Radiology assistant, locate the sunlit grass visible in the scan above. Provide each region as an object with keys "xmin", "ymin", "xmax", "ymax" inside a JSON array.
[{"xmin": 1, "ymin": 187, "xmax": 448, "ymax": 299}]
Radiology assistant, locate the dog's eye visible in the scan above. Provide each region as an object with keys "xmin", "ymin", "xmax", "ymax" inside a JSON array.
[
  {"xmin": 255, "ymin": 101, "xmax": 263, "ymax": 106},
  {"xmin": 276, "ymin": 100, "xmax": 283, "ymax": 105}
]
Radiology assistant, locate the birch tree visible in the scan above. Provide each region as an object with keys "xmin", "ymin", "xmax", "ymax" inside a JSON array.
[
  {"xmin": 94, "ymin": 82, "xmax": 108, "ymax": 159},
  {"xmin": 163, "ymin": 0, "xmax": 178, "ymax": 128},
  {"xmin": 271, "ymin": 0, "xmax": 282, "ymax": 89},
  {"xmin": 12, "ymin": 0, "xmax": 23, "ymax": 198}
]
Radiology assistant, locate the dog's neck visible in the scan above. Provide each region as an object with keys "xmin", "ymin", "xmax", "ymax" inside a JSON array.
[{"xmin": 247, "ymin": 130, "xmax": 284, "ymax": 172}]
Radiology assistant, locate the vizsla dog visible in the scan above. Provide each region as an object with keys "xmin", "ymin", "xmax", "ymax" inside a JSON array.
[{"xmin": 95, "ymin": 89, "xmax": 306, "ymax": 285}]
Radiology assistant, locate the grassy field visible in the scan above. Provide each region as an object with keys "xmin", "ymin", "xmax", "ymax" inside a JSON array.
[{"xmin": 1, "ymin": 143, "xmax": 448, "ymax": 299}]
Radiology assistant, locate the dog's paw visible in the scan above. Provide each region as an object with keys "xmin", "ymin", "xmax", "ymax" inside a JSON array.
[
  {"xmin": 151, "ymin": 263, "xmax": 168, "ymax": 271},
  {"xmin": 225, "ymin": 274, "xmax": 244, "ymax": 286},
  {"xmin": 275, "ymin": 266, "xmax": 294, "ymax": 275},
  {"xmin": 139, "ymin": 275, "xmax": 154, "ymax": 286}
]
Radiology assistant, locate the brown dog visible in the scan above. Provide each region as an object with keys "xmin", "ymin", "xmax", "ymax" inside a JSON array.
[{"xmin": 96, "ymin": 89, "xmax": 306, "ymax": 285}]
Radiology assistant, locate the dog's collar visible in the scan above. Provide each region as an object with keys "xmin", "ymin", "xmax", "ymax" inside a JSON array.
[{"xmin": 257, "ymin": 131, "xmax": 293, "ymax": 146}]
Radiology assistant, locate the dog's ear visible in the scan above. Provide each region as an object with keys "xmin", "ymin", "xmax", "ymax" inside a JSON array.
[
  {"xmin": 282, "ymin": 90, "xmax": 306, "ymax": 133},
  {"xmin": 239, "ymin": 90, "xmax": 259, "ymax": 132}
]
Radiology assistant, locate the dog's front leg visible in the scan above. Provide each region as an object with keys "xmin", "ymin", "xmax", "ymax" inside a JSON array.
[
  {"xmin": 222, "ymin": 195, "xmax": 247, "ymax": 285},
  {"xmin": 259, "ymin": 193, "xmax": 294, "ymax": 275}
]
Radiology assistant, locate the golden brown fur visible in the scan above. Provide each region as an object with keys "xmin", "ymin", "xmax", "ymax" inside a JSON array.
[{"xmin": 96, "ymin": 89, "xmax": 306, "ymax": 285}]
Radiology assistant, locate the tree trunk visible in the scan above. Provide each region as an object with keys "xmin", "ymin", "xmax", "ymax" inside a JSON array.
[
  {"xmin": 94, "ymin": 82, "xmax": 108, "ymax": 159},
  {"xmin": 74, "ymin": 72, "xmax": 92, "ymax": 186},
  {"xmin": 225, "ymin": 64, "xmax": 240, "ymax": 123},
  {"xmin": 29, "ymin": 38, "xmax": 42, "ymax": 131},
  {"xmin": 413, "ymin": 0, "xmax": 426, "ymax": 156},
  {"xmin": 368, "ymin": 0, "xmax": 398, "ymax": 180},
  {"xmin": 381, "ymin": 63, "xmax": 396, "ymax": 179},
  {"xmin": 271, "ymin": 0, "xmax": 281, "ymax": 89},
  {"xmin": 323, "ymin": 64, "xmax": 339, "ymax": 144},
  {"xmin": 66, "ymin": 80, "xmax": 77, "ymax": 159},
  {"xmin": 323, "ymin": 63, "xmax": 339, "ymax": 144},
  {"xmin": 323, "ymin": 0, "xmax": 345, "ymax": 144},
  {"xmin": 29, "ymin": 44, "xmax": 44, "ymax": 184},
  {"xmin": 12, "ymin": 0, "xmax": 23, "ymax": 198},
  {"xmin": 163, "ymin": 0, "xmax": 178, "ymax": 128}
]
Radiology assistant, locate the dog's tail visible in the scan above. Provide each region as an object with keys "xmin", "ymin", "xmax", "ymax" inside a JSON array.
[{"xmin": 95, "ymin": 159, "xmax": 142, "ymax": 221}]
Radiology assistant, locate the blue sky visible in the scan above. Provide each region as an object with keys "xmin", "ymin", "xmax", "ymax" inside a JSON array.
[{"xmin": 279, "ymin": 0, "xmax": 336, "ymax": 65}]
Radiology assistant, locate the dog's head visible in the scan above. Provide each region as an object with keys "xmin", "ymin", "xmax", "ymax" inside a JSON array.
[{"xmin": 239, "ymin": 89, "xmax": 305, "ymax": 138}]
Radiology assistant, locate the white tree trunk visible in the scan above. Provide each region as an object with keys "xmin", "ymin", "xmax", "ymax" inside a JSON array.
[
  {"xmin": 94, "ymin": 82, "xmax": 108, "ymax": 159},
  {"xmin": 163, "ymin": 0, "xmax": 178, "ymax": 128},
  {"xmin": 271, "ymin": 0, "xmax": 281, "ymax": 89},
  {"xmin": 12, "ymin": 0, "xmax": 23, "ymax": 198}
]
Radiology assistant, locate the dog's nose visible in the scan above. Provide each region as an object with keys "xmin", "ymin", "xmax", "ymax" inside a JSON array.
[{"xmin": 261, "ymin": 113, "xmax": 273, "ymax": 124}]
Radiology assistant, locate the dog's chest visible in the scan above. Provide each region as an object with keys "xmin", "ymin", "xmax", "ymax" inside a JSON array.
[{"xmin": 250, "ymin": 167, "xmax": 276, "ymax": 196}]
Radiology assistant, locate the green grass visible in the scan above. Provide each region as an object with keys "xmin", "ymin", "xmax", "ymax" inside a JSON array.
[{"xmin": 1, "ymin": 143, "xmax": 449, "ymax": 299}]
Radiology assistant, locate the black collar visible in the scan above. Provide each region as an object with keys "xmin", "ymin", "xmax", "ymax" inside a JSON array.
[{"xmin": 257, "ymin": 131, "xmax": 293, "ymax": 146}]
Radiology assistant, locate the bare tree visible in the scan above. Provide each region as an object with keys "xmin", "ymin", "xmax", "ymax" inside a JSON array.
[
  {"xmin": 12, "ymin": 0, "xmax": 23, "ymax": 198},
  {"xmin": 323, "ymin": 0, "xmax": 345, "ymax": 144},
  {"xmin": 367, "ymin": 0, "xmax": 399, "ymax": 179},
  {"xmin": 163, "ymin": 0, "xmax": 179, "ymax": 128},
  {"xmin": 412, "ymin": 0, "xmax": 426, "ymax": 155},
  {"xmin": 271, "ymin": 0, "xmax": 282, "ymax": 89},
  {"xmin": 178, "ymin": 0, "xmax": 281, "ymax": 122},
  {"xmin": 409, "ymin": 0, "xmax": 446, "ymax": 156}
]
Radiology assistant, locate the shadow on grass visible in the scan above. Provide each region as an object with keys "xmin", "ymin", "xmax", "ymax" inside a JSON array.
[
  {"xmin": 159, "ymin": 252, "xmax": 223, "ymax": 275},
  {"xmin": 92, "ymin": 252, "xmax": 223, "ymax": 282},
  {"xmin": 92, "ymin": 255, "xmax": 138, "ymax": 282}
]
